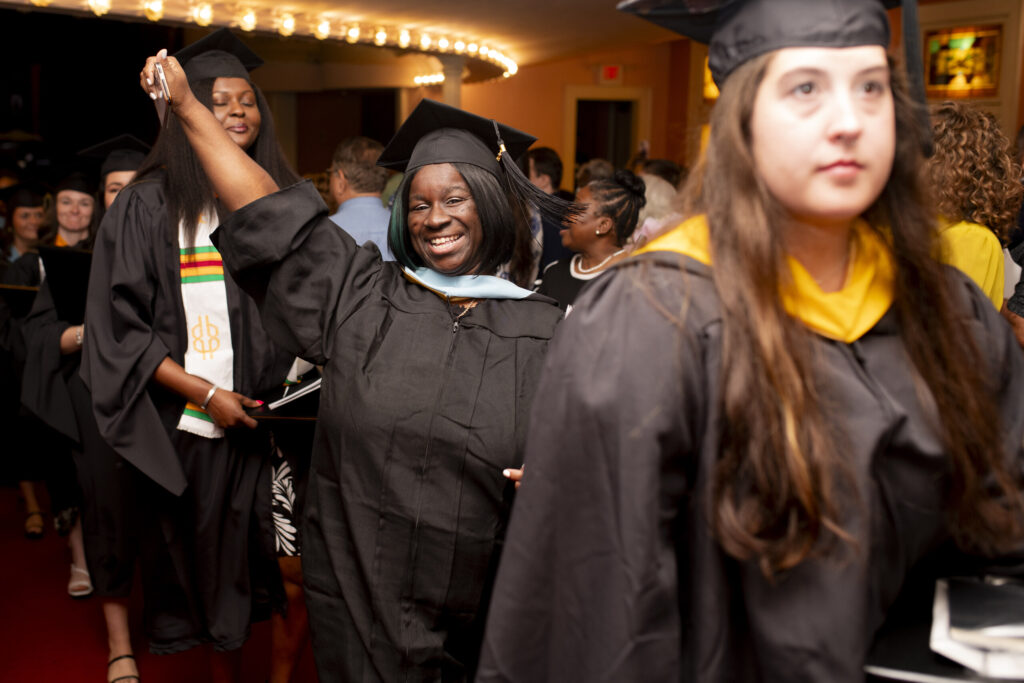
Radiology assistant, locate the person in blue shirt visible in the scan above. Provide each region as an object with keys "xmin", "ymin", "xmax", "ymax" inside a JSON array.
[{"xmin": 327, "ymin": 136, "xmax": 394, "ymax": 261}]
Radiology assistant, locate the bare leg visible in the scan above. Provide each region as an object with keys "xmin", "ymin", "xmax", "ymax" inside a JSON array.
[
  {"xmin": 209, "ymin": 647, "xmax": 242, "ymax": 683},
  {"xmin": 269, "ymin": 556, "xmax": 310, "ymax": 683},
  {"xmin": 68, "ymin": 518, "xmax": 87, "ymax": 568},
  {"xmin": 104, "ymin": 599, "xmax": 139, "ymax": 682},
  {"xmin": 20, "ymin": 481, "xmax": 44, "ymax": 537}
]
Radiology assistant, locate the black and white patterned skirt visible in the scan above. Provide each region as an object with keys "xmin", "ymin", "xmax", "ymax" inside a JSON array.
[{"xmin": 270, "ymin": 442, "xmax": 301, "ymax": 557}]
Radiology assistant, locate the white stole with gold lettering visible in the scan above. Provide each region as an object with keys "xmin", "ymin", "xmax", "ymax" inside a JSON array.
[{"xmin": 176, "ymin": 210, "xmax": 234, "ymax": 439}]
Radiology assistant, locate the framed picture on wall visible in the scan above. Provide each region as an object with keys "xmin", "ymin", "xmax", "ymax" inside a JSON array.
[{"xmin": 924, "ymin": 24, "xmax": 1001, "ymax": 99}]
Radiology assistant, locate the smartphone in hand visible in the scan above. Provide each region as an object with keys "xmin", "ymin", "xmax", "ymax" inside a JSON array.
[{"xmin": 154, "ymin": 62, "xmax": 171, "ymax": 102}]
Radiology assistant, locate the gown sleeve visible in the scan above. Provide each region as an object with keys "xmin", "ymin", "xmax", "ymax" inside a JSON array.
[
  {"xmin": 211, "ymin": 180, "xmax": 385, "ymax": 365},
  {"xmin": 477, "ymin": 260, "xmax": 705, "ymax": 682},
  {"xmin": 20, "ymin": 279, "xmax": 78, "ymax": 441},
  {"xmin": 80, "ymin": 182, "xmax": 188, "ymax": 495}
]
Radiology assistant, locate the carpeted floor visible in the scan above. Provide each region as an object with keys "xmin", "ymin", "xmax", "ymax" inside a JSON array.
[{"xmin": 0, "ymin": 482, "xmax": 318, "ymax": 682}]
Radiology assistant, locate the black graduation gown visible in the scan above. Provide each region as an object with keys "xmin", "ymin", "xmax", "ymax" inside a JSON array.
[
  {"xmin": 476, "ymin": 251, "xmax": 1024, "ymax": 683},
  {"xmin": 14, "ymin": 253, "xmax": 82, "ymax": 511},
  {"xmin": 0, "ymin": 258, "xmax": 38, "ymax": 481},
  {"xmin": 81, "ymin": 176, "xmax": 293, "ymax": 652},
  {"xmin": 14, "ymin": 246, "xmax": 149, "ymax": 596},
  {"xmin": 212, "ymin": 180, "xmax": 564, "ymax": 682}
]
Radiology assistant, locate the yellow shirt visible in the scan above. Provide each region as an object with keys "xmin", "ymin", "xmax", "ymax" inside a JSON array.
[{"xmin": 937, "ymin": 220, "xmax": 1004, "ymax": 311}]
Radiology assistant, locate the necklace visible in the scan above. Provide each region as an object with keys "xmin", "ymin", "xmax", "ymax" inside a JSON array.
[{"xmin": 573, "ymin": 249, "xmax": 626, "ymax": 275}]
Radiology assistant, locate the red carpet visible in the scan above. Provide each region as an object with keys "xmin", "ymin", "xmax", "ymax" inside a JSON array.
[{"xmin": 0, "ymin": 483, "xmax": 318, "ymax": 682}]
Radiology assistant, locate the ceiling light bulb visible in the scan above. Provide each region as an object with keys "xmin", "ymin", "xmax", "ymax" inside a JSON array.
[
  {"xmin": 88, "ymin": 0, "xmax": 111, "ymax": 15},
  {"xmin": 238, "ymin": 8, "xmax": 257, "ymax": 31},
  {"xmin": 438, "ymin": 37, "xmax": 450, "ymax": 50},
  {"xmin": 346, "ymin": 25, "xmax": 360, "ymax": 43},
  {"xmin": 453, "ymin": 40, "xmax": 465, "ymax": 53},
  {"xmin": 507, "ymin": 62, "xmax": 518, "ymax": 75},
  {"xmin": 314, "ymin": 18, "xmax": 331, "ymax": 40},
  {"xmin": 420, "ymin": 34, "xmax": 431, "ymax": 50},
  {"xmin": 479, "ymin": 46, "xmax": 489, "ymax": 56},
  {"xmin": 190, "ymin": 1, "xmax": 213, "ymax": 25},
  {"xmin": 467, "ymin": 43, "xmax": 478, "ymax": 54},
  {"xmin": 278, "ymin": 12, "xmax": 295, "ymax": 36},
  {"xmin": 398, "ymin": 30, "xmax": 411, "ymax": 48},
  {"xmin": 143, "ymin": 0, "xmax": 163, "ymax": 22},
  {"xmin": 374, "ymin": 28, "xmax": 387, "ymax": 46}
]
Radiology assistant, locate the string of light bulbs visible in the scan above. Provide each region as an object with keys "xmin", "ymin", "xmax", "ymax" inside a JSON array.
[{"xmin": 23, "ymin": 0, "xmax": 520, "ymax": 80}]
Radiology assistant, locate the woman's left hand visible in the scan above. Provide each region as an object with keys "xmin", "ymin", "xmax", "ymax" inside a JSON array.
[{"xmin": 503, "ymin": 466, "xmax": 524, "ymax": 490}]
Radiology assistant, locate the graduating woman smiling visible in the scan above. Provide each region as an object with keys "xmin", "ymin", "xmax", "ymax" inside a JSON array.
[
  {"xmin": 476, "ymin": 1, "xmax": 1024, "ymax": 681},
  {"xmin": 138, "ymin": 48, "xmax": 572, "ymax": 682}
]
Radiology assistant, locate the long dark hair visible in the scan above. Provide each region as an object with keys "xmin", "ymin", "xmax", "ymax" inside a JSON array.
[
  {"xmin": 133, "ymin": 77, "xmax": 299, "ymax": 247},
  {"xmin": 678, "ymin": 53, "xmax": 1024, "ymax": 576},
  {"xmin": 388, "ymin": 162, "xmax": 528, "ymax": 278}
]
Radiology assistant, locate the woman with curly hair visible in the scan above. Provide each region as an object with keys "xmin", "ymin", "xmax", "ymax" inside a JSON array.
[{"xmin": 928, "ymin": 100, "xmax": 1023, "ymax": 309}]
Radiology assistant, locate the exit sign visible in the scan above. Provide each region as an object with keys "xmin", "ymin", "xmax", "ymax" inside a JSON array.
[{"xmin": 600, "ymin": 64, "xmax": 623, "ymax": 85}]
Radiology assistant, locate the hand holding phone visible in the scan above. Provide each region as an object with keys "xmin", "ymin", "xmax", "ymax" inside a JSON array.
[{"xmin": 154, "ymin": 62, "xmax": 171, "ymax": 103}]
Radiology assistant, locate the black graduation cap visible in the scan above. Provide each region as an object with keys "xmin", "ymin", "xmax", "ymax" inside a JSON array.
[
  {"xmin": 54, "ymin": 171, "xmax": 94, "ymax": 196},
  {"xmin": 174, "ymin": 27, "xmax": 263, "ymax": 83},
  {"xmin": 0, "ymin": 183, "xmax": 45, "ymax": 210},
  {"xmin": 79, "ymin": 134, "xmax": 151, "ymax": 179},
  {"xmin": 619, "ymin": 0, "xmax": 900, "ymax": 86},
  {"xmin": 377, "ymin": 99, "xmax": 536, "ymax": 177},
  {"xmin": 619, "ymin": 0, "xmax": 931, "ymax": 154}
]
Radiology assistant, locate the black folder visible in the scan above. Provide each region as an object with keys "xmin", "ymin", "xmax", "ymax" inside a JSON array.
[
  {"xmin": 247, "ymin": 369, "xmax": 321, "ymax": 422},
  {"xmin": 0, "ymin": 284, "xmax": 40, "ymax": 319},
  {"xmin": 38, "ymin": 246, "xmax": 92, "ymax": 324}
]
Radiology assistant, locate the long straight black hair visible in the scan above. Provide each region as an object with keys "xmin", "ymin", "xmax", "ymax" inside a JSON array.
[{"xmin": 133, "ymin": 77, "xmax": 299, "ymax": 247}]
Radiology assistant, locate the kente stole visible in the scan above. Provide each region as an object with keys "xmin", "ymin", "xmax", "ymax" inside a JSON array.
[{"xmin": 177, "ymin": 210, "xmax": 234, "ymax": 438}]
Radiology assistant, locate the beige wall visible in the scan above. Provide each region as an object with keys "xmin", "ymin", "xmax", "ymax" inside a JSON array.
[{"xmin": 458, "ymin": 41, "xmax": 687, "ymax": 192}]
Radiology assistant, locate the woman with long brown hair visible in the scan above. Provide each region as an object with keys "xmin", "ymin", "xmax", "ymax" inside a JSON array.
[{"xmin": 477, "ymin": 1, "xmax": 1024, "ymax": 681}]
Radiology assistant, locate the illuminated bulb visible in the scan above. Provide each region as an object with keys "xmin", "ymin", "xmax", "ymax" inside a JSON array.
[
  {"xmin": 479, "ymin": 46, "xmax": 489, "ymax": 56},
  {"xmin": 467, "ymin": 43, "xmax": 478, "ymax": 54},
  {"xmin": 346, "ymin": 25, "xmax": 360, "ymax": 43},
  {"xmin": 314, "ymin": 18, "xmax": 331, "ymax": 40},
  {"xmin": 420, "ymin": 33, "xmax": 431, "ymax": 50},
  {"xmin": 374, "ymin": 28, "xmax": 387, "ymax": 46},
  {"xmin": 438, "ymin": 37, "xmax": 449, "ymax": 50},
  {"xmin": 503, "ymin": 72, "xmax": 510, "ymax": 78},
  {"xmin": 454, "ymin": 40, "xmax": 465, "ymax": 53},
  {"xmin": 278, "ymin": 12, "xmax": 295, "ymax": 36},
  {"xmin": 190, "ymin": 1, "xmax": 213, "ymax": 25},
  {"xmin": 88, "ymin": 0, "xmax": 111, "ymax": 15},
  {"xmin": 143, "ymin": 0, "xmax": 163, "ymax": 22},
  {"xmin": 398, "ymin": 29, "xmax": 411, "ymax": 48},
  {"xmin": 507, "ymin": 62, "xmax": 518, "ymax": 75},
  {"xmin": 238, "ymin": 7, "xmax": 257, "ymax": 31}
]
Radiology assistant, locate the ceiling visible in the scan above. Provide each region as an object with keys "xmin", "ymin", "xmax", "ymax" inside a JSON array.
[{"xmin": 1, "ymin": 0, "xmax": 679, "ymax": 76}]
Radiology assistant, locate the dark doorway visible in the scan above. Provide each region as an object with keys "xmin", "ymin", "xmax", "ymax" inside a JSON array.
[
  {"xmin": 296, "ymin": 89, "xmax": 397, "ymax": 175},
  {"xmin": 575, "ymin": 99, "xmax": 634, "ymax": 173}
]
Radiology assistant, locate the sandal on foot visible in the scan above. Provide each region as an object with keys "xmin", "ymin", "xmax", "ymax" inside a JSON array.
[
  {"xmin": 68, "ymin": 563, "xmax": 93, "ymax": 599},
  {"xmin": 24, "ymin": 510, "xmax": 44, "ymax": 539},
  {"xmin": 108, "ymin": 653, "xmax": 140, "ymax": 683}
]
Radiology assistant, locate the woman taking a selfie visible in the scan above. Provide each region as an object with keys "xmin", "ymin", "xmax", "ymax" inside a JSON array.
[
  {"xmin": 83, "ymin": 30, "xmax": 294, "ymax": 683},
  {"xmin": 477, "ymin": 1, "xmax": 1024, "ymax": 681},
  {"xmin": 137, "ymin": 46, "xmax": 570, "ymax": 681}
]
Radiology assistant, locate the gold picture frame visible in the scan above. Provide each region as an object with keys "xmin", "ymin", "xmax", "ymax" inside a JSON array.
[{"xmin": 925, "ymin": 24, "xmax": 1001, "ymax": 99}]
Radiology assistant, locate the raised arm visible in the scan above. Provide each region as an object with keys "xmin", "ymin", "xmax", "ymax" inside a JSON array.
[{"xmin": 140, "ymin": 50, "xmax": 277, "ymax": 211}]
